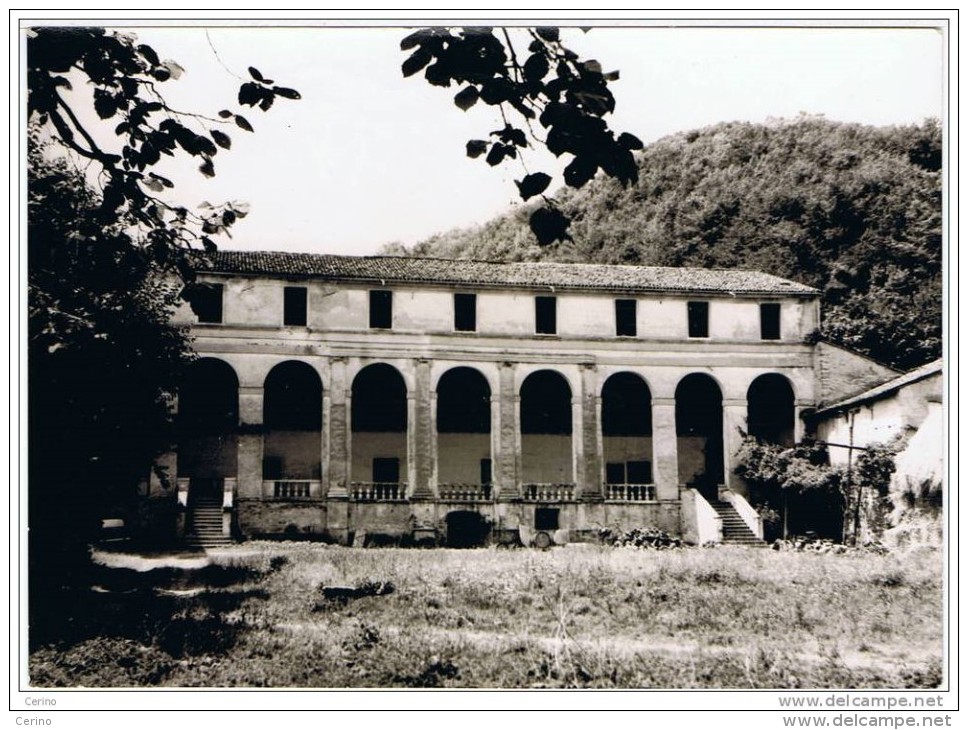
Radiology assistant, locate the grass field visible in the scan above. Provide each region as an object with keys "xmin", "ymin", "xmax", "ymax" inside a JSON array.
[{"xmin": 29, "ymin": 542, "xmax": 943, "ymax": 689}]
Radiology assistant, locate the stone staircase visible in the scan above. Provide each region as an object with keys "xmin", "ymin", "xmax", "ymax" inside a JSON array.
[
  {"xmin": 185, "ymin": 497, "xmax": 233, "ymax": 549},
  {"xmin": 711, "ymin": 501, "xmax": 765, "ymax": 546}
]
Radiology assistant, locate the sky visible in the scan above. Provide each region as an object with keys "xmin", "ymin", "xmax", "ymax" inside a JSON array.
[{"xmin": 60, "ymin": 20, "xmax": 945, "ymax": 256}]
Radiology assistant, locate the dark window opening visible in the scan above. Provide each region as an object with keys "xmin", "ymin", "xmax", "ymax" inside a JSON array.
[
  {"xmin": 615, "ymin": 299, "xmax": 637, "ymax": 337},
  {"xmin": 605, "ymin": 462, "xmax": 626, "ymax": 485},
  {"xmin": 184, "ymin": 283, "xmax": 223, "ymax": 324},
  {"xmin": 760, "ymin": 303, "xmax": 781, "ymax": 340},
  {"xmin": 627, "ymin": 460, "xmax": 653, "ymax": 484},
  {"xmin": 687, "ymin": 301, "xmax": 709, "ymax": 338},
  {"xmin": 263, "ymin": 456, "xmax": 282, "ymax": 480},
  {"xmin": 535, "ymin": 296, "xmax": 557, "ymax": 335},
  {"xmin": 369, "ymin": 290, "xmax": 392, "ymax": 329},
  {"xmin": 480, "ymin": 459, "xmax": 492, "ymax": 486},
  {"xmin": 372, "ymin": 457, "xmax": 400, "ymax": 484},
  {"xmin": 284, "ymin": 286, "xmax": 307, "ymax": 326},
  {"xmin": 535, "ymin": 508, "xmax": 560, "ymax": 531},
  {"xmin": 454, "ymin": 293, "xmax": 477, "ymax": 332},
  {"xmin": 178, "ymin": 359, "xmax": 238, "ymax": 433}
]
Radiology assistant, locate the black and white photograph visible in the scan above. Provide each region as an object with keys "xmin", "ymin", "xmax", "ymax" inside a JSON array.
[{"xmin": 13, "ymin": 9, "xmax": 954, "ymax": 719}]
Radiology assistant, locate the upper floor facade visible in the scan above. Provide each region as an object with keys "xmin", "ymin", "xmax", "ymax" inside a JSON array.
[{"xmin": 174, "ymin": 251, "xmax": 820, "ymax": 346}]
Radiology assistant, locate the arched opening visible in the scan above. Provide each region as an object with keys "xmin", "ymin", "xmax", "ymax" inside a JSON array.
[
  {"xmin": 520, "ymin": 370, "xmax": 573, "ymax": 486},
  {"xmin": 436, "ymin": 367, "xmax": 492, "ymax": 496},
  {"xmin": 747, "ymin": 374, "xmax": 795, "ymax": 447},
  {"xmin": 178, "ymin": 358, "xmax": 239, "ymax": 489},
  {"xmin": 675, "ymin": 373, "xmax": 723, "ymax": 500},
  {"xmin": 351, "ymin": 363, "xmax": 407, "ymax": 497},
  {"xmin": 263, "ymin": 361, "xmax": 323, "ymax": 486},
  {"xmin": 601, "ymin": 372, "xmax": 654, "ymax": 500}
]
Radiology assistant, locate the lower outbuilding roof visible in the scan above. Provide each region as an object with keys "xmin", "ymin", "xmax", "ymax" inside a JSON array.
[{"xmin": 198, "ymin": 250, "xmax": 818, "ymax": 297}]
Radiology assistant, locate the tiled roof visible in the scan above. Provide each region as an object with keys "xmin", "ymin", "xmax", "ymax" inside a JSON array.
[
  {"xmin": 815, "ymin": 359, "xmax": 943, "ymax": 415},
  {"xmin": 197, "ymin": 250, "xmax": 818, "ymax": 296}
]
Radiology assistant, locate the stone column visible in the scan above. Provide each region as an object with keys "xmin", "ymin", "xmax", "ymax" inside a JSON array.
[
  {"xmin": 409, "ymin": 358, "xmax": 434, "ymax": 499},
  {"xmin": 496, "ymin": 362, "xmax": 520, "ymax": 499},
  {"xmin": 794, "ymin": 400, "xmax": 811, "ymax": 443},
  {"xmin": 651, "ymin": 398, "xmax": 679, "ymax": 501},
  {"xmin": 326, "ymin": 357, "xmax": 349, "ymax": 498},
  {"xmin": 579, "ymin": 364, "xmax": 603, "ymax": 501},
  {"xmin": 722, "ymin": 399, "xmax": 748, "ymax": 493},
  {"xmin": 237, "ymin": 385, "xmax": 264, "ymax": 500}
]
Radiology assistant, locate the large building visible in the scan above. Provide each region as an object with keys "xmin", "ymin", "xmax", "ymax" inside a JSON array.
[{"xmin": 150, "ymin": 251, "xmax": 899, "ymax": 547}]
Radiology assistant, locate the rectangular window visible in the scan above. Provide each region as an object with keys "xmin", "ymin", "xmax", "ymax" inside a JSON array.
[
  {"xmin": 615, "ymin": 299, "xmax": 637, "ymax": 337},
  {"xmin": 687, "ymin": 301, "xmax": 709, "ymax": 338},
  {"xmin": 284, "ymin": 286, "xmax": 307, "ymax": 326},
  {"xmin": 186, "ymin": 282, "xmax": 223, "ymax": 324},
  {"xmin": 369, "ymin": 290, "xmax": 392, "ymax": 329},
  {"xmin": 605, "ymin": 462, "xmax": 626, "ymax": 485},
  {"xmin": 480, "ymin": 458, "xmax": 492, "ymax": 486},
  {"xmin": 454, "ymin": 292, "xmax": 477, "ymax": 332},
  {"xmin": 372, "ymin": 457, "xmax": 400, "ymax": 484},
  {"xmin": 535, "ymin": 508, "xmax": 560, "ymax": 531},
  {"xmin": 627, "ymin": 460, "xmax": 653, "ymax": 484},
  {"xmin": 760, "ymin": 302, "xmax": 781, "ymax": 340},
  {"xmin": 535, "ymin": 296, "xmax": 557, "ymax": 335}
]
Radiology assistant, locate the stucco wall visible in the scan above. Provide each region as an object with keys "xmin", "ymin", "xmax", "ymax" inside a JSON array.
[
  {"xmin": 521, "ymin": 434, "xmax": 574, "ymax": 483},
  {"xmin": 350, "ymin": 431, "xmax": 408, "ymax": 483},
  {"xmin": 263, "ymin": 430, "xmax": 322, "ymax": 479},
  {"xmin": 815, "ymin": 342, "xmax": 899, "ymax": 407},
  {"xmin": 437, "ymin": 433, "xmax": 491, "ymax": 484}
]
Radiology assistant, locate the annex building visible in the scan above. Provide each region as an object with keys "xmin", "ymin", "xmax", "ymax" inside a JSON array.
[{"xmin": 150, "ymin": 251, "xmax": 899, "ymax": 547}]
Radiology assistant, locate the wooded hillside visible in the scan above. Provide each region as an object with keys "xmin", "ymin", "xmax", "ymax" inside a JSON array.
[{"xmin": 386, "ymin": 117, "xmax": 942, "ymax": 371}]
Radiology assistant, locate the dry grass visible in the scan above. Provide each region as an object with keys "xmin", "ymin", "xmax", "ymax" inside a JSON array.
[{"xmin": 29, "ymin": 543, "xmax": 943, "ymax": 689}]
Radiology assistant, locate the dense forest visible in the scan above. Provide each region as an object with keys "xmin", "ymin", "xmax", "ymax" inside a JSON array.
[{"xmin": 384, "ymin": 117, "xmax": 942, "ymax": 371}]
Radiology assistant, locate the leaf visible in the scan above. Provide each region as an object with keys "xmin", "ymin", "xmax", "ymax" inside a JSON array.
[
  {"xmin": 201, "ymin": 236, "xmax": 217, "ymax": 253},
  {"xmin": 523, "ymin": 53, "xmax": 549, "ymax": 84},
  {"xmin": 162, "ymin": 61, "xmax": 185, "ymax": 80},
  {"xmin": 218, "ymin": 109, "xmax": 233, "ymax": 119},
  {"xmin": 234, "ymin": 115, "xmax": 253, "ymax": 132},
  {"xmin": 564, "ymin": 155, "xmax": 598, "ymax": 188},
  {"xmin": 583, "ymin": 59, "xmax": 602, "ymax": 75},
  {"xmin": 466, "ymin": 140, "xmax": 488, "ymax": 158},
  {"xmin": 400, "ymin": 29, "xmax": 429, "ymax": 50},
  {"xmin": 238, "ymin": 82, "xmax": 261, "ymax": 106},
  {"xmin": 535, "ymin": 27, "xmax": 559, "ymax": 43},
  {"xmin": 222, "ymin": 209, "xmax": 236, "ymax": 226},
  {"xmin": 617, "ymin": 132, "xmax": 644, "ymax": 150},
  {"xmin": 258, "ymin": 92, "xmax": 274, "ymax": 112},
  {"xmin": 402, "ymin": 47, "xmax": 433, "ymax": 78},
  {"xmin": 137, "ymin": 43, "xmax": 160, "ymax": 67},
  {"xmin": 529, "ymin": 206, "xmax": 571, "ymax": 246},
  {"xmin": 454, "ymin": 85, "xmax": 479, "ymax": 111},
  {"xmin": 151, "ymin": 67, "xmax": 171, "ymax": 82},
  {"xmin": 485, "ymin": 143, "xmax": 506, "ymax": 167},
  {"xmin": 603, "ymin": 70, "xmax": 620, "ymax": 81},
  {"xmin": 272, "ymin": 86, "xmax": 301, "ymax": 100},
  {"xmin": 211, "ymin": 129, "xmax": 232, "ymax": 149},
  {"xmin": 199, "ymin": 158, "xmax": 215, "ymax": 178},
  {"xmin": 249, "ymin": 66, "xmax": 264, "ymax": 82},
  {"xmin": 515, "ymin": 172, "xmax": 552, "ymax": 201},
  {"xmin": 93, "ymin": 92, "xmax": 116, "ymax": 120},
  {"xmin": 143, "ymin": 177, "xmax": 164, "ymax": 192}
]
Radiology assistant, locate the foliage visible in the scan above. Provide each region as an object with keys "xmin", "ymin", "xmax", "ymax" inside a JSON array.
[
  {"xmin": 734, "ymin": 438, "xmax": 844, "ymax": 539},
  {"xmin": 27, "ymin": 26, "xmax": 297, "ymax": 602},
  {"xmin": 848, "ymin": 442, "xmax": 899, "ymax": 541},
  {"xmin": 28, "ymin": 133, "xmax": 194, "ymax": 594},
  {"xmin": 388, "ymin": 117, "xmax": 942, "ymax": 370},
  {"xmin": 402, "ymin": 27, "xmax": 641, "ymax": 245},
  {"xmin": 27, "ymin": 26, "xmax": 299, "ymax": 274}
]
